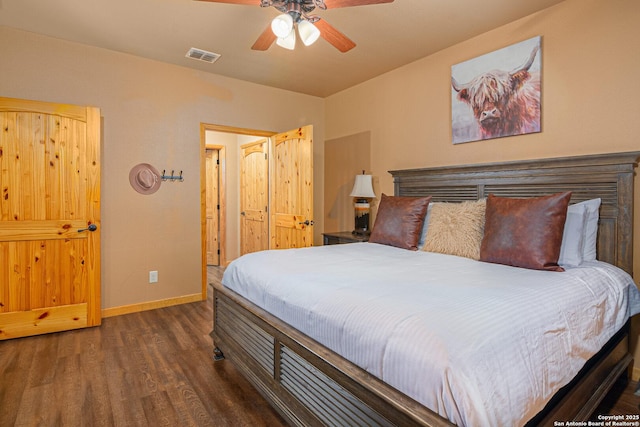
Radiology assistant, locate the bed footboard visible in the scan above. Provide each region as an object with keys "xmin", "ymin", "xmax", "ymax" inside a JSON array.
[
  {"xmin": 212, "ymin": 284, "xmax": 453, "ymax": 427},
  {"xmin": 213, "ymin": 282, "xmax": 633, "ymax": 427}
]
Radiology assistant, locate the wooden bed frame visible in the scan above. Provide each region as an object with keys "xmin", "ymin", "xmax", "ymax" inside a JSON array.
[{"xmin": 212, "ymin": 151, "xmax": 640, "ymax": 426}]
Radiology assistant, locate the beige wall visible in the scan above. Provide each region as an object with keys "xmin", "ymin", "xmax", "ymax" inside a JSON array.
[
  {"xmin": 0, "ymin": 26, "xmax": 325, "ymax": 310},
  {"xmin": 326, "ymin": 0, "xmax": 639, "ymax": 194},
  {"xmin": 324, "ymin": 131, "xmax": 373, "ymax": 233},
  {"xmin": 325, "ymin": 0, "xmax": 640, "ymax": 375}
]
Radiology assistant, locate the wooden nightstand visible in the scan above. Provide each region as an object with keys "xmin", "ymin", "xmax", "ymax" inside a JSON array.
[{"xmin": 322, "ymin": 231, "xmax": 369, "ymax": 245}]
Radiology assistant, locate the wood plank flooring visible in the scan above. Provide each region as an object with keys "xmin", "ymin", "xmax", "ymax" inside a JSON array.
[
  {"xmin": 0, "ymin": 266, "xmax": 637, "ymax": 426},
  {"xmin": 0, "ymin": 268, "xmax": 286, "ymax": 427}
]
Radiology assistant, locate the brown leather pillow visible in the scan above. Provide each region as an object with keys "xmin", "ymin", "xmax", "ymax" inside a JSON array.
[
  {"xmin": 369, "ymin": 194, "xmax": 432, "ymax": 250},
  {"xmin": 480, "ymin": 192, "xmax": 572, "ymax": 271}
]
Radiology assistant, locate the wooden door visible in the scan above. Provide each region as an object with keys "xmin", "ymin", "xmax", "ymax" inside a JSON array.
[
  {"xmin": 270, "ymin": 126, "xmax": 314, "ymax": 249},
  {"xmin": 0, "ymin": 97, "xmax": 101, "ymax": 339},
  {"xmin": 205, "ymin": 149, "xmax": 220, "ymax": 265},
  {"xmin": 240, "ymin": 139, "xmax": 269, "ymax": 255}
]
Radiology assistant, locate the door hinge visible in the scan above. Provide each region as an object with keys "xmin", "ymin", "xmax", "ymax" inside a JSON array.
[
  {"xmin": 217, "ymin": 159, "xmax": 220, "ymax": 165},
  {"xmin": 217, "ymin": 249, "xmax": 220, "ymax": 255},
  {"xmin": 217, "ymin": 204, "xmax": 220, "ymax": 210}
]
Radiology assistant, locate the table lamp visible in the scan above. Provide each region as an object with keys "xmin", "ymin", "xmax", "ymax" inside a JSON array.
[{"xmin": 349, "ymin": 171, "xmax": 376, "ymax": 235}]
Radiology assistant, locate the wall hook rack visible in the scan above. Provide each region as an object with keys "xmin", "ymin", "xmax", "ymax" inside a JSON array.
[{"xmin": 161, "ymin": 170, "xmax": 184, "ymax": 182}]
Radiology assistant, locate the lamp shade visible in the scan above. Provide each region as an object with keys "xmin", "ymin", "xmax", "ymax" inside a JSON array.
[
  {"xmin": 349, "ymin": 174, "xmax": 376, "ymax": 198},
  {"xmin": 271, "ymin": 13, "xmax": 294, "ymax": 38},
  {"xmin": 298, "ymin": 20, "xmax": 321, "ymax": 46},
  {"xmin": 276, "ymin": 28, "xmax": 296, "ymax": 50}
]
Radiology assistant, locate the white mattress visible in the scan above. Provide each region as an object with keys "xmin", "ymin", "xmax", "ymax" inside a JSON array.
[{"xmin": 222, "ymin": 242, "xmax": 640, "ymax": 426}]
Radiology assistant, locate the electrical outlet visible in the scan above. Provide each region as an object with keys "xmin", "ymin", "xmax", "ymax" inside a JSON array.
[{"xmin": 149, "ymin": 270, "xmax": 158, "ymax": 284}]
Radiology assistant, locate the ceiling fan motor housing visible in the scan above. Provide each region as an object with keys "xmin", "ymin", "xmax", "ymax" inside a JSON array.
[
  {"xmin": 266, "ymin": 0, "xmax": 325, "ymax": 23},
  {"xmin": 215, "ymin": 0, "xmax": 395, "ymax": 53}
]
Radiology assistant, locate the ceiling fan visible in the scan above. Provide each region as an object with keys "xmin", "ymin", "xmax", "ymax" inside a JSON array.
[{"xmin": 196, "ymin": 0, "xmax": 395, "ymax": 53}]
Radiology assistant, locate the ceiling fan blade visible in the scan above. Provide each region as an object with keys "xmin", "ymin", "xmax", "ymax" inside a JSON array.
[
  {"xmin": 195, "ymin": 0, "xmax": 258, "ymax": 4},
  {"xmin": 314, "ymin": 19, "xmax": 356, "ymax": 53},
  {"xmin": 251, "ymin": 24, "xmax": 277, "ymax": 50},
  {"xmin": 323, "ymin": 0, "xmax": 394, "ymax": 8}
]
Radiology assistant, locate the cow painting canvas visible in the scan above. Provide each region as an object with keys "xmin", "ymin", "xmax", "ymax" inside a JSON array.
[{"xmin": 451, "ymin": 36, "xmax": 541, "ymax": 144}]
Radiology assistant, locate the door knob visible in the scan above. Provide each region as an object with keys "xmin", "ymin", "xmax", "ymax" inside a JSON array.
[{"xmin": 78, "ymin": 224, "xmax": 97, "ymax": 233}]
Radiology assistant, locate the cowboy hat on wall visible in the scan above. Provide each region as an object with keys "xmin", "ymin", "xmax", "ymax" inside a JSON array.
[{"xmin": 129, "ymin": 163, "xmax": 162, "ymax": 195}]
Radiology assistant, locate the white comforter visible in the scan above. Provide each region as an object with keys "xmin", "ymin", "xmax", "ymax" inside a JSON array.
[{"xmin": 222, "ymin": 242, "xmax": 640, "ymax": 426}]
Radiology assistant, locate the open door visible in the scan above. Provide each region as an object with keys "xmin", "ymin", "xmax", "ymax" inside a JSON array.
[
  {"xmin": 205, "ymin": 148, "xmax": 220, "ymax": 265},
  {"xmin": 270, "ymin": 126, "xmax": 314, "ymax": 249},
  {"xmin": 0, "ymin": 97, "xmax": 101, "ymax": 339},
  {"xmin": 240, "ymin": 139, "xmax": 269, "ymax": 255}
]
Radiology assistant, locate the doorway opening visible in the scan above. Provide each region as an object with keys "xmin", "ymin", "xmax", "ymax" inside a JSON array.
[{"xmin": 199, "ymin": 123, "xmax": 275, "ymax": 298}]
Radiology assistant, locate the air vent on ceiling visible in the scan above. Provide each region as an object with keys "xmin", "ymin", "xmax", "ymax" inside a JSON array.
[{"xmin": 186, "ymin": 48, "xmax": 221, "ymax": 64}]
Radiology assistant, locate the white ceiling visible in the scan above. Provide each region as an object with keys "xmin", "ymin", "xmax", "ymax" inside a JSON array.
[{"xmin": 0, "ymin": 0, "xmax": 566, "ymax": 98}]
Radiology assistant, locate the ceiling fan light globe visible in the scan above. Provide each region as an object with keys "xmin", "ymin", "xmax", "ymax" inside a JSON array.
[
  {"xmin": 271, "ymin": 13, "xmax": 294, "ymax": 38},
  {"xmin": 276, "ymin": 28, "xmax": 296, "ymax": 50},
  {"xmin": 298, "ymin": 20, "xmax": 321, "ymax": 46}
]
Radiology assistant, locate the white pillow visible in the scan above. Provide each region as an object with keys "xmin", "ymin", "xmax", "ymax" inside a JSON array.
[
  {"xmin": 416, "ymin": 202, "xmax": 433, "ymax": 250},
  {"xmin": 558, "ymin": 198, "xmax": 601, "ymax": 267},
  {"xmin": 580, "ymin": 198, "xmax": 601, "ymax": 261},
  {"xmin": 558, "ymin": 206, "xmax": 587, "ymax": 267}
]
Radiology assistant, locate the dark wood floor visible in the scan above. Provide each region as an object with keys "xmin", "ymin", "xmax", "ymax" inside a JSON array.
[
  {"xmin": 0, "ymin": 266, "xmax": 637, "ymax": 426},
  {"xmin": 0, "ymin": 267, "xmax": 286, "ymax": 427}
]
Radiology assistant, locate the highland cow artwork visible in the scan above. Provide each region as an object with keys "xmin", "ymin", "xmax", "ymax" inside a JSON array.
[{"xmin": 451, "ymin": 36, "xmax": 541, "ymax": 144}]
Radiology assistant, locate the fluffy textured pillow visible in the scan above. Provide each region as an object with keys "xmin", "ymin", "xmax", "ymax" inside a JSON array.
[
  {"xmin": 480, "ymin": 192, "xmax": 572, "ymax": 271},
  {"xmin": 369, "ymin": 194, "xmax": 432, "ymax": 250},
  {"xmin": 422, "ymin": 200, "xmax": 486, "ymax": 260}
]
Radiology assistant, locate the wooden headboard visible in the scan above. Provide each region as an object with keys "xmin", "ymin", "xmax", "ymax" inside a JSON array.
[{"xmin": 390, "ymin": 152, "xmax": 640, "ymax": 275}]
